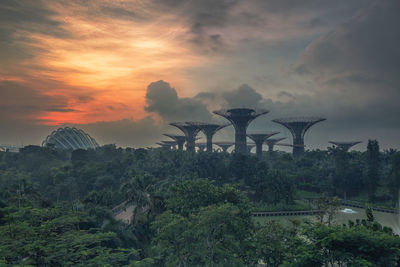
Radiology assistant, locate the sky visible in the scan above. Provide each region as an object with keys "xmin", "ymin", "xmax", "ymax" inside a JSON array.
[{"xmin": 1, "ymin": 0, "xmax": 399, "ymax": 151}]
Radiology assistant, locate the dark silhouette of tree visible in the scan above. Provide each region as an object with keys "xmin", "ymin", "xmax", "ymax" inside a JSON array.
[
  {"xmin": 365, "ymin": 139, "xmax": 380, "ymax": 201},
  {"xmin": 388, "ymin": 152, "xmax": 400, "ymax": 207},
  {"xmin": 331, "ymin": 147, "xmax": 350, "ymax": 199}
]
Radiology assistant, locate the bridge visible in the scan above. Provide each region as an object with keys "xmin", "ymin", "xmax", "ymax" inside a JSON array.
[{"xmin": 253, "ymin": 210, "xmax": 321, "ymax": 217}]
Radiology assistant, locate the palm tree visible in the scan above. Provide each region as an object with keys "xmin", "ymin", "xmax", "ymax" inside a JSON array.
[{"xmin": 120, "ymin": 174, "xmax": 170, "ymax": 225}]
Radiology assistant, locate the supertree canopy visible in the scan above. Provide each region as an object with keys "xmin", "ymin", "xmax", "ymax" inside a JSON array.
[
  {"xmin": 169, "ymin": 122, "xmax": 203, "ymax": 152},
  {"xmin": 213, "ymin": 108, "xmax": 269, "ymax": 154},
  {"xmin": 247, "ymin": 132, "xmax": 279, "ymax": 159},
  {"xmin": 329, "ymin": 141, "xmax": 362, "ymax": 151},
  {"xmin": 164, "ymin": 134, "xmax": 186, "ymax": 150},
  {"xmin": 272, "ymin": 117, "xmax": 325, "ymax": 156},
  {"xmin": 199, "ymin": 123, "xmax": 230, "ymax": 152}
]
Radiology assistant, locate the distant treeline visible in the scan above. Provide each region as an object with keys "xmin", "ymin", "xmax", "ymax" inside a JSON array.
[{"xmin": 1, "ymin": 140, "xmax": 399, "ymax": 206}]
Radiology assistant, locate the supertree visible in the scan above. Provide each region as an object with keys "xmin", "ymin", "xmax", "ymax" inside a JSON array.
[
  {"xmin": 247, "ymin": 143, "xmax": 256, "ymax": 154},
  {"xmin": 169, "ymin": 122, "xmax": 203, "ymax": 152},
  {"xmin": 214, "ymin": 142, "xmax": 234, "ymax": 153},
  {"xmin": 156, "ymin": 141, "xmax": 176, "ymax": 149},
  {"xmin": 329, "ymin": 141, "xmax": 362, "ymax": 151},
  {"xmin": 164, "ymin": 134, "xmax": 186, "ymax": 150},
  {"xmin": 272, "ymin": 117, "xmax": 325, "ymax": 156},
  {"xmin": 196, "ymin": 142, "xmax": 207, "ymax": 152},
  {"xmin": 265, "ymin": 137, "xmax": 286, "ymax": 152},
  {"xmin": 213, "ymin": 108, "xmax": 269, "ymax": 154},
  {"xmin": 247, "ymin": 132, "xmax": 279, "ymax": 159},
  {"xmin": 199, "ymin": 123, "xmax": 230, "ymax": 152}
]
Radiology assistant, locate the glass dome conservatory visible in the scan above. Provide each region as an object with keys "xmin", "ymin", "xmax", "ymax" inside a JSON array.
[{"xmin": 42, "ymin": 127, "xmax": 99, "ymax": 150}]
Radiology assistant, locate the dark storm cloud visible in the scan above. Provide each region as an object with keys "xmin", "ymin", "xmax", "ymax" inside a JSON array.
[
  {"xmin": 255, "ymin": 0, "xmax": 371, "ymax": 13},
  {"xmin": 146, "ymin": 0, "xmax": 238, "ymax": 53},
  {"xmin": 57, "ymin": 0, "xmax": 147, "ymax": 22},
  {"xmin": 99, "ymin": 6, "xmax": 138, "ymax": 20},
  {"xmin": 222, "ymin": 84, "xmax": 263, "ymax": 108},
  {"xmin": 1, "ymin": 0, "xmax": 398, "ymax": 150},
  {"xmin": 186, "ymin": 79, "xmax": 400, "ymax": 149},
  {"xmin": 221, "ymin": 82, "xmax": 400, "ymax": 134},
  {"xmin": 0, "ymin": 0, "xmax": 63, "ymax": 30},
  {"xmin": 277, "ymin": 91, "xmax": 295, "ymax": 100},
  {"xmin": 154, "ymin": 0, "xmax": 237, "ymax": 28},
  {"xmin": 297, "ymin": 0, "xmax": 400, "ymax": 84},
  {"xmin": 0, "ymin": 0, "xmax": 68, "ymax": 62},
  {"xmin": 76, "ymin": 95, "xmax": 95, "ymax": 103},
  {"xmin": 149, "ymin": 0, "xmax": 374, "ymax": 53},
  {"xmin": 145, "ymin": 80, "xmax": 213, "ymax": 122},
  {"xmin": 153, "ymin": 0, "xmax": 370, "ymax": 29},
  {"xmin": 194, "ymin": 92, "xmax": 216, "ymax": 101},
  {"xmin": 295, "ymin": 0, "xmax": 400, "ymax": 134},
  {"xmin": 0, "ymin": 81, "xmax": 72, "ymax": 122}
]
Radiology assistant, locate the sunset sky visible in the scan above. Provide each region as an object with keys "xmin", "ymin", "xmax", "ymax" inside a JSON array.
[{"xmin": 1, "ymin": 0, "xmax": 399, "ymax": 150}]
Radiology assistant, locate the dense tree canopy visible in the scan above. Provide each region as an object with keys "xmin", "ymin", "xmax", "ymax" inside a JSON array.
[{"xmin": 0, "ymin": 143, "xmax": 399, "ymax": 265}]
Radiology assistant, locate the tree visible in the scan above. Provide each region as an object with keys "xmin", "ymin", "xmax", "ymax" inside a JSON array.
[
  {"xmin": 166, "ymin": 179, "xmax": 251, "ymax": 217},
  {"xmin": 366, "ymin": 206, "xmax": 374, "ymax": 222},
  {"xmin": 195, "ymin": 203, "xmax": 253, "ymax": 266},
  {"xmin": 314, "ymin": 194, "xmax": 340, "ymax": 226},
  {"xmin": 331, "ymin": 147, "xmax": 350, "ymax": 199},
  {"xmin": 151, "ymin": 211, "xmax": 196, "ymax": 266},
  {"xmin": 254, "ymin": 220, "xmax": 298, "ymax": 267},
  {"xmin": 388, "ymin": 152, "xmax": 400, "ymax": 207},
  {"xmin": 293, "ymin": 224, "xmax": 400, "ymax": 267},
  {"xmin": 0, "ymin": 205, "xmax": 136, "ymax": 266},
  {"xmin": 152, "ymin": 203, "xmax": 255, "ymax": 266},
  {"xmin": 252, "ymin": 168, "xmax": 295, "ymax": 205},
  {"xmin": 365, "ymin": 139, "xmax": 380, "ymax": 201},
  {"xmin": 151, "ymin": 179, "xmax": 255, "ymax": 266}
]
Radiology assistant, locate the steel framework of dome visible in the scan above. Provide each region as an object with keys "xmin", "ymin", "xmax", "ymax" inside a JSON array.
[
  {"xmin": 42, "ymin": 127, "xmax": 99, "ymax": 150},
  {"xmin": 272, "ymin": 117, "xmax": 325, "ymax": 156},
  {"xmin": 213, "ymin": 108, "xmax": 269, "ymax": 154}
]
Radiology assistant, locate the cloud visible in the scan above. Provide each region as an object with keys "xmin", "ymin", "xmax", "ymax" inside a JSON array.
[
  {"xmin": 222, "ymin": 84, "xmax": 263, "ymax": 108},
  {"xmin": 0, "ymin": 81, "xmax": 71, "ymax": 122},
  {"xmin": 1, "ymin": 0, "xmax": 398, "ymax": 150},
  {"xmin": 145, "ymin": 80, "xmax": 213, "ymax": 122},
  {"xmin": 0, "ymin": 0, "xmax": 375, "ymax": 126},
  {"xmin": 195, "ymin": 80, "xmax": 400, "ymax": 150},
  {"xmin": 0, "ymin": 0, "xmax": 68, "ymax": 65},
  {"xmin": 151, "ymin": 0, "xmax": 373, "ymax": 54},
  {"xmin": 294, "ymin": 0, "xmax": 400, "ymax": 131},
  {"xmin": 277, "ymin": 91, "xmax": 295, "ymax": 100},
  {"xmin": 0, "ymin": 79, "xmax": 111, "ymax": 125},
  {"xmin": 296, "ymin": 0, "xmax": 400, "ymax": 84}
]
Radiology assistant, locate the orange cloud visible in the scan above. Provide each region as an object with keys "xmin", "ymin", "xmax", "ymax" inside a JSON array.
[{"xmin": 10, "ymin": 2, "xmax": 213, "ymax": 125}]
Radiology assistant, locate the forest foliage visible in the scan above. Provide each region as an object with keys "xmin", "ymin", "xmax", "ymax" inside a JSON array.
[{"xmin": 1, "ymin": 140, "xmax": 400, "ymax": 265}]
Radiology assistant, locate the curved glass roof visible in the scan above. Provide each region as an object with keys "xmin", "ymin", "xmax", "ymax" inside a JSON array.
[{"xmin": 42, "ymin": 127, "xmax": 99, "ymax": 150}]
